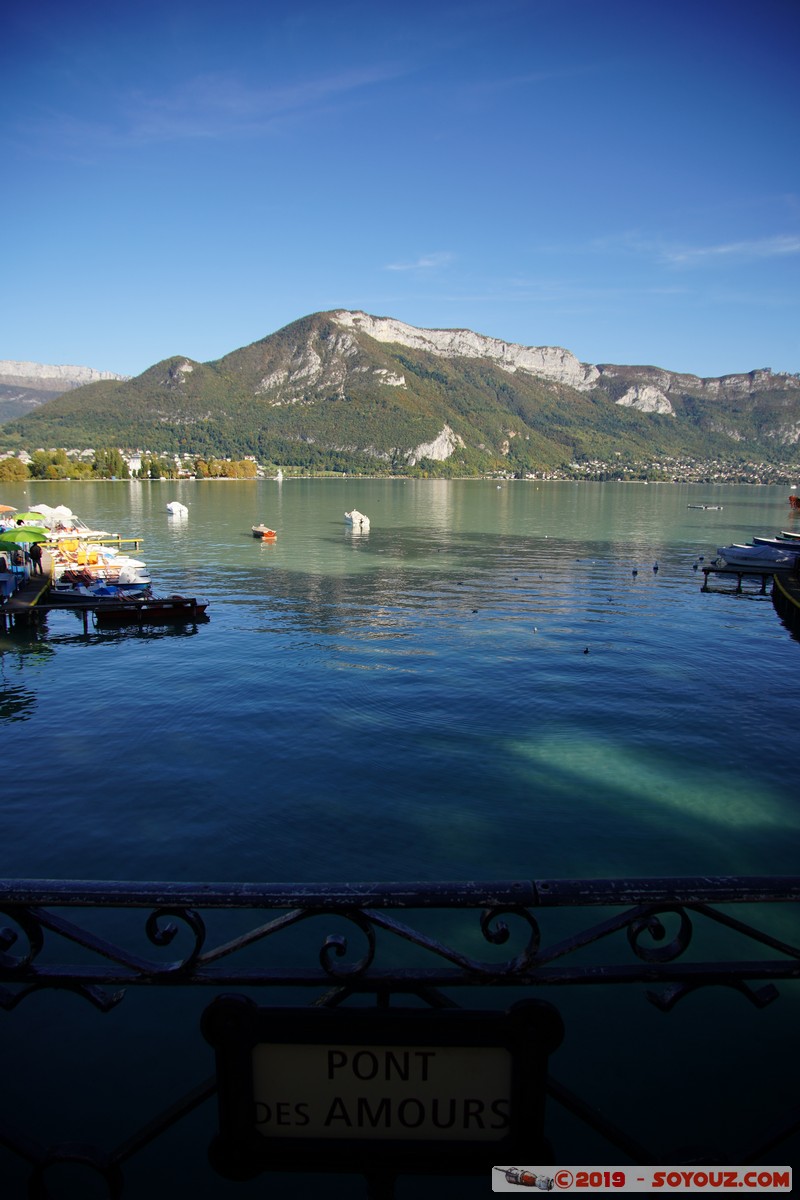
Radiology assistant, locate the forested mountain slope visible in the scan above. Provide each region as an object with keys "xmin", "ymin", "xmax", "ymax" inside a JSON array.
[{"xmin": 2, "ymin": 311, "xmax": 798, "ymax": 475}]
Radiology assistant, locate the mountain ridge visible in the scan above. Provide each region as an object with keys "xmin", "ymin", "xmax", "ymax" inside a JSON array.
[
  {"xmin": 0, "ymin": 360, "xmax": 128, "ymax": 424},
  {"xmin": 1, "ymin": 311, "xmax": 798, "ymax": 476}
]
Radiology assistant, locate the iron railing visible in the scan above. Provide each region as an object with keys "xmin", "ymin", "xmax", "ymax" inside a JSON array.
[{"xmin": 1, "ymin": 876, "xmax": 798, "ymax": 1197}]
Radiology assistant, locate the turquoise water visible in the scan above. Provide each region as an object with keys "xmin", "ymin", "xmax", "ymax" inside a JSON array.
[
  {"xmin": 3, "ymin": 478, "xmax": 799, "ymax": 882},
  {"xmin": 1, "ymin": 479, "xmax": 798, "ymax": 1195}
]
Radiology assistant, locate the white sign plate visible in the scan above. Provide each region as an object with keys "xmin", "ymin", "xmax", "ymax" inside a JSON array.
[{"xmin": 253, "ymin": 1040, "xmax": 512, "ymax": 1140}]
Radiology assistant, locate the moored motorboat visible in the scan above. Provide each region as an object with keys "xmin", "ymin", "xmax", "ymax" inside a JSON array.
[
  {"xmin": 50, "ymin": 572, "xmax": 149, "ymax": 602},
  {"xmin": 752, "ymin": 535, "xmax": 800, "ymax": 550},
  {"xmin": 166, "ymin": 501, "xmax": 188, "ymax": 516},
  {"xmin": 252, "ymin": 524, "xmax": 277, "ymax": 539},
  {"xmin": 713, "ymin": 542, "xmax": 800, "ymax": 569},
  {"xmin": 93, "ymin": 595, "xmax": 209, "ymax": 625},
  {"xmin": 344, "ymin": 509, "xmax": 370, "ymax": 529}
]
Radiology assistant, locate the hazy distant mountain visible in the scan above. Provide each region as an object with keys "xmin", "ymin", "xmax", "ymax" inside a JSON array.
[
  {"xmin": 0, "ymin": 360, "xmax": 128, "ymax": 423},
  {"xmin": 1, "ymin": 313, "xmax": 798, "ymax": 474}
]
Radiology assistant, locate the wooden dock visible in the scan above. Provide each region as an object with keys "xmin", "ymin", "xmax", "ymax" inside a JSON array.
[
  {"xmin": 1, "ymin": 548, "xmax": 208, "ymax": 632},
  {"xmin": 2, "ymin": 543, "xmax": 209, "ymax": 632},
  {"xmin": 2, "ymin": 587, "xmax": 208, "ymax": 632},
  {"xmin": 0, "ymin": 554, "xmax": 53, "ymax": 629},
  {"xmin": 701, "ymin": 564, "xmax": 775, "ymax": 593},
  {"xmin": 2, "ymin": 551, "xmax": 88, "ymax": 630}
]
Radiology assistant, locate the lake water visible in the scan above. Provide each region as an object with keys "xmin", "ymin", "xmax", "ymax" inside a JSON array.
[
  {"xmin": 3, "ymin": 478, "xmax": 799, "ymax": 882},
  {"xmin": 1, "ymin": 478, "xmax": 799, "ymax": 1195}
]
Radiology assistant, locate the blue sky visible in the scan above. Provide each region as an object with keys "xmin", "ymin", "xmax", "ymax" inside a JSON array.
[{"xmin": 2, "ymin": 0, "xmax": 798, "ymax": 379}]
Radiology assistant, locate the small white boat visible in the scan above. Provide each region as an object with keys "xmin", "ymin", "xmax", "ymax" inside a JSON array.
[
  {"xmin": 166, "ymin": 501, "xmax": 188, "ymax": 516},
  {"xmin": 752, "ymin": 536, "xmax": 800, "ymax": 550},
  {"xmin": 344, "ymin": 510, "xmax": 370, "ymax": 529},
  {"xmin": 714, "ymin": 543, "xmax": 800, "ymax": 569}
]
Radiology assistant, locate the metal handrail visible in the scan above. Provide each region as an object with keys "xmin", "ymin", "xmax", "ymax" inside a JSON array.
[
  {"xmin": 1, "ymin": 876, "xmax": 797, "ymax": 1003},
  {"xmin": 3, "ymin": 875, "xmax": 799, "ymax": 906}
]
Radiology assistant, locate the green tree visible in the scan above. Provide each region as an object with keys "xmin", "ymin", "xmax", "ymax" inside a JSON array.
[
  {"xmin": 93, "ymin": 448, "xmax": 130, "ymax": 479},
  {"xmin": 28, "ymin": 449, "xmax": 80, "ymax": 479},
  {"xmin": 0, "ymin": 457, "xmax": 29, "ymax": 481}
]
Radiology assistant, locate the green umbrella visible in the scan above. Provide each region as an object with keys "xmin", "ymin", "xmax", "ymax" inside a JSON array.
[
  {"xmin": 0, "ymin": 527, "xmax": 49, "ymax": 545},
  {"xmin": 9, "ymin": 512, "xmax": 46, "ymax": 523}
]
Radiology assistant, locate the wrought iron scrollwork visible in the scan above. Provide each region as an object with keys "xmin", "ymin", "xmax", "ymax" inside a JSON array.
[
  {"xmin": 0, "ymin": 877, "xmax": 798, "ymax": 1192},
  {"xmin": 627, "ymin": 905, "xmax": 693, "ymax": 963},
  {"xmin": 319, "ymin": 909, "xmax": 377, "ymax": 979},
  {"xmin": 479, "ymin": 904, "xmax": 541, "ymax": 973},
  {"xmin": 143, "ymin": 906, "xmax": 206, "ymax": 975},
  {"xmin": 0, "ymin": 877, "xmax": 795, "ymax": 1001},
  {"xmin": 0, "ymin": 907, "xmax": 44, "ymax": 973}
]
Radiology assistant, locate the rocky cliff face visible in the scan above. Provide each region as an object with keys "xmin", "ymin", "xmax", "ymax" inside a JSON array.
[
  {"xmin": 0, "ymin": 361, "xmax": 125, "ymax": 388},
  {"xmin": 408, "ymin": 424, "xmax": 465, "ymax": 464},
  {"xmin": 0, "ymin": 360, "xmax": 128, "ymax": 423},
  {"xmin": 333, "ymin": 311, "xmax": 601, "ymax": 392},
  {"xmin": 594, "ymin": 361, "xmax": 800, "ymax": 445},
  {"xmin": 255, "ymin": 329, "xmax": 359, "ymax": 399},
  {"xmin": 597, "ymin": 362, "xmax": 799, "ymax": 401}
]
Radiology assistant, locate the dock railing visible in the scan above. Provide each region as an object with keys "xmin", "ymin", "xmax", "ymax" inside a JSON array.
[{"xmin": 1, "ymin": 876, "xmax": 798, "ymax": 1195}]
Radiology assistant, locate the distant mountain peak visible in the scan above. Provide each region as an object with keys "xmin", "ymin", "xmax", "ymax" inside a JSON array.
[
  {"xmin": 0, "ymin": 359, "xmax": 128, "ymax": 424},
  {"xmin": 0, "ymin": 360, "xmax": 126, "ymax": 386}
]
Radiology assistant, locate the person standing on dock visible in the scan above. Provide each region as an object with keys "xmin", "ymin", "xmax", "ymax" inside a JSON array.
[
  {"xmin": 28, "ymin": 541, "xmax": 43, "ymax": 575},
  {"xmin": 0, "ymin": 556, "xmax": 12, "ymax": 598}
]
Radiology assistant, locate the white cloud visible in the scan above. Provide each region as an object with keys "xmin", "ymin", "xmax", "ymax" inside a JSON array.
[
  {"xmin": 662, "ymin": 235, "xmax": 800, "ymax": 265},
  {"xmin": 585, "ymin": 231, "xmax": 800, "ymax": 267},
  {"xmin": 123, "ymin": 66, "xmax": 407, "ymax": 143},
  {"xmin": 385, "ymin": 252, "xmax": 455, "ymax": 272},
  {"xmin": 21, "ymin": 64, "xmax": 410, "ymax": 155}
]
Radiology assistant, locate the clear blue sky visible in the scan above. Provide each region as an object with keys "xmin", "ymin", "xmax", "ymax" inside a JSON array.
[{"xmin": 2, "ymin": 0, "xmax": 798, "ymax": 380}]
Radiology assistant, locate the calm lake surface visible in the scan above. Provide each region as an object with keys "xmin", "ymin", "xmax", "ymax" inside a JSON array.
[
  {"xmin": 1, "ymin": 478, "xmax": 799, "ymax": 1195},
  {"xmin": 3, "ymin": 478, "xmax": 799, "ymax": 881}
]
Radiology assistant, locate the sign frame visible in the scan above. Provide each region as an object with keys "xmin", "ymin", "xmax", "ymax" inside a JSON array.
[{"xmin": 202, "ymin": 995, "xmax": 563, "ymax": 1180}]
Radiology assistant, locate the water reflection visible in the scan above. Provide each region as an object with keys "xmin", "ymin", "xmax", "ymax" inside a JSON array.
[
  {"xmin": 0, "ymin": 679, "xmax": 37, "ymax": 721},
  {"xmin": 0, "ymin": 634, "xmax": 55, "ymax": 722}
]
